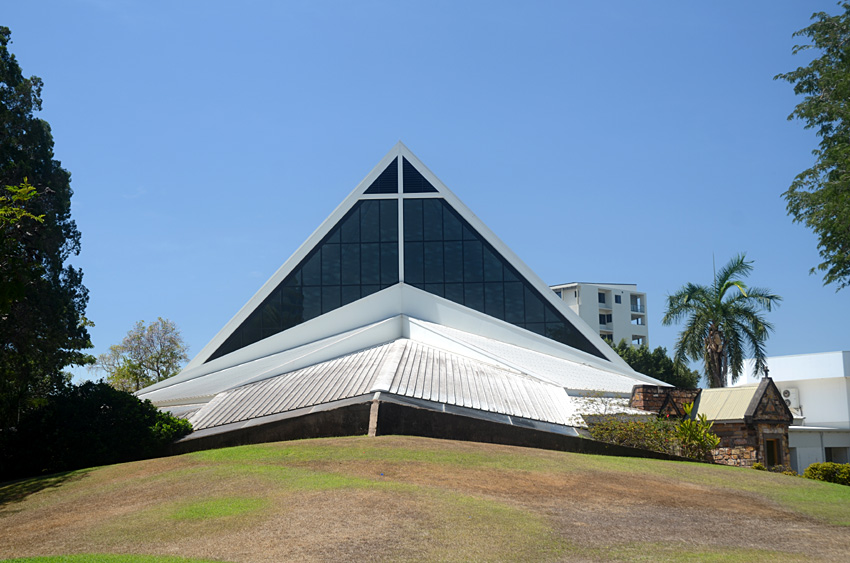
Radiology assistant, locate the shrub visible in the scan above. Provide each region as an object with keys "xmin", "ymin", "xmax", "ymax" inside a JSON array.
[
  {"xmin": 0, "ymin": 381, "xmax": 192, "ymax": 480},
  {"xmin": 588, "ymin": 402, "xmax": 721, "ymax": 462},
  {"xmin": 676, "ymin": 403, "xmax": 721, "ymax": 461},
  {"xmin": 588, "ymin": 416, "xmax": 680, "ymax": 456},
  {"xmin": 752, "ymin": 462, "xmax": 766, "ymax": 471},
  {"xmin": 803, "ymin": 462, "xmax": 850, "ymax": 486}
]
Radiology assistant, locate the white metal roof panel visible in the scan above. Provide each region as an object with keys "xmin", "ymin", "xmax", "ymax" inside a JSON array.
[{"xmin": 409, "ymin": 318, "xmax": 662, "ymax": 394}]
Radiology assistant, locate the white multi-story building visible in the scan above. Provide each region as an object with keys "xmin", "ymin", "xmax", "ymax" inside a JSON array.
[
  {"xmin": 730, "ymin": 351, "xmax": 850, "ymax": 472},
  {"xmin": 550, "ymin": 282, "xmax": 648, "ymax": 347}
]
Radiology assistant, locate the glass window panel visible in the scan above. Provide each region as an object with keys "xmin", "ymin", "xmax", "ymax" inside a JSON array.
[
  {"xmin": 262, "ymin": 294, "xmax": 281, "ymax": 332},
  {"xmin": 380, "ymin": 199, "xmax": 398, "ymax": 242},
  {"xmin": 443, "ymin": 241, "xmax": 463, "ymax": 283},
  {"xmin": 445, "ymin": 283, "xmax": 464, "ymax": 304},
  {"xmin": 340, "ymin": 207, "xmax": 360, "ymax": 243},
  {"xmin": 524, "ymin": 286, "xmax": 545, "ymax": 323},
  {"xmin": 326, "ymin": 227, "xmax": 340, "ymax": 244},
  {"xmin": 504, "ymin": 282, "xmax": 525, "ymax": 324},
  {"xmin": 463, "ymin": 240, "xmax": 483, "ymax": 283},
  {"xmin": 322, "ymin": 286, "xmax": 340, "ymax": 314},
  {"xmin": 403, "ymin": 199, "xmax": 423, "ymax": 242},
  {"xmin": 402, "ymin": 157, "xmax": 438, "ymax": 193},
  {"xmin": 361, "ymin": 200, "xmax": 380, "ymax": 242},
  {"xmin": 464, "ymin": 283, "xmax": 484, "ymax": 312},
  {"xmin": 423, "ymin": 199, "xmax": 443, "ymax": 241},
  {"xmin": 423, "ymin": 242, "xmax": 444, "ymax": 284},
  {"xmin": 302, "ymin": 287, "xmax": 322, "ymax": 321},
  {"xmin": 404, "ymin": 242, "xmax": 424, "ymax": 285},
  {"xmin": 321, "ymin": 244, "xmax": 341, "ymax": 285},
  {"xmin": 380, "ymin": 242, "xmax": 398, "ymax": 285},
  {"xmin": 341, "ymin": 285, "xmax": 360, "ymax": 306},
  {"xmin": 484, "ymin": 283, "xmax": 505, "ymax": 320},
  {"xmin": 361, "ymin": 243, "xmax": 380, "ymax": 285},
  {"xmin": 361, "ymin": 284, "xmax": 380, "ymax": 298},
  {"xmin": 443, "ymin": 207, "xmax": 463, "ymax": 240},
  {"xmin": 503, "ymin": 266, "xmax": 519, "ymax": 284},
  {"xmin": 283, "ymin": 268, "xmax": 300, "ymax": 287},
  {"xmin": 462, "ymin": 224, "xmax": 477, "ymax": 241},
  {"xmin": 301, "ymin": 252, "xmax": 321, "ymax": 286},
  {"xmin": 364, "ymin": 157, "xmax": 398, "ymax": 194},
  {"xmin": 483, "ymin": 247, "xmax": 503, "ymax": 282},
  {"xmin": 545, "ymin": 304, "xmax": 562, "ymax": 323},
  {"xmin": 242, "ymin": 313, "xmax": 262, "ymax": 345},
  {"xmin": 526, "ymin": 322, "xmax": 546, "ymax": 336},
  {"xmin": 281, "ymin": 286, "xmax": 303, "ymax": 327},
  {"xmin": 341, "ymin": 244, "xmax": 360, "ymax": 285},
  {"xmin": 424, "ymin": 283, "xmax": 444, "ymax": 297}
]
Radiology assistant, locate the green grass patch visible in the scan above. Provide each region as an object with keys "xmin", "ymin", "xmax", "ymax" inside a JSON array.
[
  {"xmin": 187, "ymin": 436, "xmax": 573, "ymax": 473},
  {"xmin": 167, "ymin": 497, "xmax": 267, "ymax": 521},
  {"xmin": 425, "ymin": 493, "xmax": 568, "ymax": 561}
]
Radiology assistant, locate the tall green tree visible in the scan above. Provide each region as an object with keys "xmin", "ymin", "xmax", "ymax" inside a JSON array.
[
  {"xmin": 775, "ymin": 3, "xmax": 850, "ymax": 291},
  {"xmin": 662, "ymin": 254, "xmax": 781, "ymax": 388},
  {"xmin": 0, "ymin": 27, "xmax": 92, "ymax": 427},
  {"xmin": 91, "ymin": 318, "xmax": 189, "ymax": 393},
  {"xmin": 609, "ymin": 339, "xmax": 700, "ymax": 389}
]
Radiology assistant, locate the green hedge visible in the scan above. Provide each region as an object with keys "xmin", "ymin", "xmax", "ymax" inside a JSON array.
[
  {"xmin": 1, "ymin": 381, "xmax": 192, "ymax": 480},
  {"xmin": 803, "ymin": 462, "xmax": 850, "ymax": 486}
]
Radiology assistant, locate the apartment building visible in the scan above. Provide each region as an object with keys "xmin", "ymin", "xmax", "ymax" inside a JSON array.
[{"xmin": 550, "ymin": 282, "xmax": 648, "ymax": 347}]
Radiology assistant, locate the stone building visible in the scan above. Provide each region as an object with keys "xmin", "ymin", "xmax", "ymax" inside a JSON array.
[{"xmin": 631, "ymin": 378, "xmax": 793, "ymax": 467}]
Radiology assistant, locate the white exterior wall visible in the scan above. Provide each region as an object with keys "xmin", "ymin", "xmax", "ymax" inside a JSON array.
[{"xmin": 551, "ymin": 283, "xmax": 648, "ymax": 347}]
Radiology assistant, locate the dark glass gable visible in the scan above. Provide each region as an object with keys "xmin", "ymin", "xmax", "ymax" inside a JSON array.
[
  {"xmin": 208, "ymin": 199, "xmax": 399, "ymax": 362},
  {"xmin": 402, "ymin": 157, "xmax": 438, "ymax": 193},
  {"xmin": 364, "ymin": 158, "xmax": 398, "ymax": 194},
  {"xmin": 403, "ymin": 198, "xmax": 606, "ymax": 359}
]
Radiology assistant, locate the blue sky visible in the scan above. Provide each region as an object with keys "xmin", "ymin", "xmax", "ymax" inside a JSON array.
[{"xmin": 5, "ymin": 1, "xmax": 847, "ymax": 384}]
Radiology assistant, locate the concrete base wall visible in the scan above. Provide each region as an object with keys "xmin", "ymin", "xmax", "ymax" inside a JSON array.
[
  {"xmin": 168, "ymin": 400, "xmax": 694, "ymax": 462},
  {"xmin": 374, "ymin": 401, "xmax": 691, "ymax": 461},
  {"xmin": 170, "ymin": 403, "xmax": 372, "ymax": 455}
]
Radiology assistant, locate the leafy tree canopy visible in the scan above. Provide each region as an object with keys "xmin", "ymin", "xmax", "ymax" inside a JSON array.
[
  {"xmin": 0, "ymin": 380, "xmax": 192, "ymax": 480},
  {"xmin": 0, "ymin": 26, "xmax": 92, "ymax": 428},
  {"xmin": 609, "ymin": 339, "xmax": 700, "ymax": 389},
  {"xmin": 775, "ymin": 3, "xmax": 850, "ymax": 290},
  {"xmin": 662, "ymin": 254, "xmax": 781, "ymax": 388},
  {"xmin": 91, "ymin": 318, "xmax": 190, "ymax": 393}
]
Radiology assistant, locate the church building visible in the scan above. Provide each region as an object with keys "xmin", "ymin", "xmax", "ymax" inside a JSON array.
[{"xmin": 137, "ymin": 143, "xmax": 668, "ymax": 453}]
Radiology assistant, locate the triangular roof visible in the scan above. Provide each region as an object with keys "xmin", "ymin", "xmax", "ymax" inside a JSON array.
[
  {"xmin": 694, "ymin": 379, "xmax": 793, "ymax": 423},
  {"xmin": 139, "ymin": 144, "xmax": 666, "ymax": 436}
]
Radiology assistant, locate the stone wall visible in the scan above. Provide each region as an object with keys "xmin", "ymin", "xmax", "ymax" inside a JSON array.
[
  {"xmin": 710, "ymin": 422, "xmax": 759, "ymax": 467},
  {"xmin": 630, "ymin": 385, "xmax": 700, "ymax": 416}
]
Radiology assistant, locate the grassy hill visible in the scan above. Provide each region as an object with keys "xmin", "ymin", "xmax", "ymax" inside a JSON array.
[{"xmin": 2, "ymin": 435, "xmax": 850, "ymax": 562}]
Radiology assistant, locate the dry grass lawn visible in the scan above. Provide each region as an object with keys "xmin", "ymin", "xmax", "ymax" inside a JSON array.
[{"xmin": 2, "ymin": 435, "xmax": 850, "ymax": 562}]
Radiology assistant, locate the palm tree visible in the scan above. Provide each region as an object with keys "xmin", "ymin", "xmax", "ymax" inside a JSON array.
[{"xmin": 662, "ymin": 254, "xmax": 781, "ymax": 388}]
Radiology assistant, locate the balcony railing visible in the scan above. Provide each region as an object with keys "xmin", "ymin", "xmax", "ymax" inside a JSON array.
[{"xmin": 630, "ymin": 304, "xmax": 645, "ymax": 313}]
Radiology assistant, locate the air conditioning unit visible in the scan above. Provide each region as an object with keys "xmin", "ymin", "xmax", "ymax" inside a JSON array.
[{"xmin": 782, "ymin": 388, "xmax": 800, "ymax": 409}]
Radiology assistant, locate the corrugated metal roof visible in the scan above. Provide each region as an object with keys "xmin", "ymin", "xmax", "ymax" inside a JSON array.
[
  {"xmin": 694, "ymin": 385, "xmax": 759, "ymax": 421},
  {"xmin": 410, "ymin": 319, "xmax": 654, "ymax": 394},
  {"xmin": 384, "ymin": 340, "xmax": 580, "ymax": 427},
  {"xmin": 189, "ymin": 343, "xmax": 394, "ymax": 430},
  {"xmin": 188, "ymin": 338, "xmax": 583, "ymax": 431}
]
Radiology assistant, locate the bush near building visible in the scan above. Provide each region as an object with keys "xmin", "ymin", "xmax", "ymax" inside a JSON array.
[
  {"xmin": 0, "ymin": 381, "xmax": 191, "ymax": 480},
  {"xmin": 803, "ymin": 462, "xmax": 850, "ymax": 486}
]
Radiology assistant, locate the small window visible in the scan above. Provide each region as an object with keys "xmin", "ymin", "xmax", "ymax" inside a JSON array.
[
  {"xmin": 554, "ymin": 289, "xmax": 562, "ymax": 298},
  {"xmin": 606, "ymin": 313, "xmax": 612, "ymax": 323},
  {"xmin": 599, "ymin": 314, "xmax": 606, "ymax": 325},
  {"xmin": 598, "ymin": 292, "xmax": 605, "ymax": 304},
  {"xmin": 614, "ymin": 295, "xmax": 621, "ymax": 304}
]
